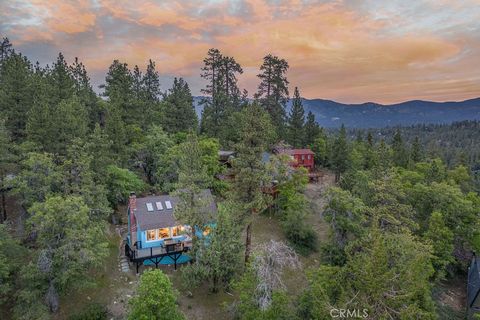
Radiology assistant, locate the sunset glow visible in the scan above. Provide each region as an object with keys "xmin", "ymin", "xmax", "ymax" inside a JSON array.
[{"xmin": 1, "ymin": 0, "xmax": 479, "ymax": 103}]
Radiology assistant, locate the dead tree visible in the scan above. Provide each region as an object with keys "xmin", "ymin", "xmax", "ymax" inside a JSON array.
[{"xmin": 252, "ymin": 240, "xmax": 301, "ymax": 310}]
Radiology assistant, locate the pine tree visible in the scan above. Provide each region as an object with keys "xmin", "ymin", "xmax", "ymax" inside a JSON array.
[
  {"xmin": 48, "ymin": 53, "xmax": 76, "ymax": 104},
  {"xmin": 0, "ymin": 120, "xmax": 15, "ymax": 223},
  {"xmin": 70, "ymin": 57, "xmax": 98, "ymax": 127},
  {"xmin": 181, "ymin": 202, "xmax": 243, "ymax": 292},
  {"xmin": 287, "ymin": 87, "xmax": 305, "ymax": 148},
  {"xmin": 200, "ymin": 49, "xmax": 226, "ymax": 138},
  {"xmin": 162, "ymin": 78, "xmax": 198, "ymax": 133},
  {"xmin": 143, "ymin": 59, "xmax": 161, "ymax": 103},
  {"xmin": 101, "ymin": 60, "xmax": 136, "ymax": 125},
  {"xmin": 231, "ymin": 102, "xmax": 275, "ymax": 263},
  {"xmin": 304, "ymin": 111, "xmax": 320, "ymax": 146},
  {"xmin": 256, "ymin": 54, "xmax": 289, "ymax": 139},
  {"xmin": 392, "ymin": 129, "xmax": 409, "ymax": 168},
  {"xmin": 172, "ymin": 134, "xmax": 214, "ymax": 258},
  {"xmin": 12, "ymin": 152, "xmax": 64, "ymax": 209},
  {"xmin": 331, "ymin": 125, "xmax": 349, "ymax": 182},
  {"xmin": 27, "ymin": 196, "xmax": 109, "ymax": 312},
  {"xmin": 26, "ymin": 96, "xmax": 88, "ymax": 155},
  {"xmin": 0, "ymin": 52, "xmax": 33, "ymax": 141},
  {"xmin": 410, "ymin": 136, "xmax": 423, "ymax": 164},
  {"xmin": 363, "ymin": 131, "xmax": 377, "ymax": 169},
  {"xmin": 200, "ymin": 49, "xmax": 243, "ymax": 140},
  {"xmin": 0, "ymin": 37, "xmax": 14, "ymax": 64}
]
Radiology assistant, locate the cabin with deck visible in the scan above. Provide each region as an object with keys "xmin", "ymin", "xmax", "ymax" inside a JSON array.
[
  {"xmin": 274, "ymin": 148, "xmax": 315, "ymax": 172},
  {"xmin": 125, "ymin": 190, "xmax": 216, "ymax": 272}
]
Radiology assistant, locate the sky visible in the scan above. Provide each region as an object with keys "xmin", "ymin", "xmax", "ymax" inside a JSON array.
[{"xmin": 1, "ymin": 0, "xmax": 479, "ymax": 104}]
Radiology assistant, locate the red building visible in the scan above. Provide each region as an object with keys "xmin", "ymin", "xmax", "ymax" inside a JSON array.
[{"xmin": 278, "ymin": 148, "xmax": 315, "ymax": 171}]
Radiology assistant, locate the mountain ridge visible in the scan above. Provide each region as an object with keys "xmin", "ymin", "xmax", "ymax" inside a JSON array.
[{"xmin": 193, "ymin": 96, "xmax": 480, "ymax": 128}]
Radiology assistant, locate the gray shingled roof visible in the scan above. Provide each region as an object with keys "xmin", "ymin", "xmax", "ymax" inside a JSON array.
[{"xmin": 133, "ymin": 190, "xmax": 216, "ymax": 230}]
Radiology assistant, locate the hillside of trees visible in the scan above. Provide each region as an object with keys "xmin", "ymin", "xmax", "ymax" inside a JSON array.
[{"xmin": 1, "ymin": 36, "xmax": 479, "ymax": 319}]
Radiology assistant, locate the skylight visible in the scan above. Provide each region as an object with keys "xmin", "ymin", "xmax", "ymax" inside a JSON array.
[
  {"xmin": 155, "ymin": 201, "xmax": 163, "ymax": 210},
  {"xmin": 146, "ymin": 203, "xmax": 154, "ymax": 212},
  {"xmin": 165, "ymin": 200, "xmax": 172, "ymax": 209}
]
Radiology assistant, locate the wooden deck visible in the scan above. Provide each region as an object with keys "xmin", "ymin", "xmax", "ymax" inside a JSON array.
[{"xmin": 125, "ymin": 239, "xmax": 193, "ymax": 272}]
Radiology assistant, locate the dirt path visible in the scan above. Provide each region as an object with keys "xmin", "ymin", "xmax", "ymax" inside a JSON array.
[{"xmin": 305, "ymin": 170, "xmax": 336, "ymax": 244}]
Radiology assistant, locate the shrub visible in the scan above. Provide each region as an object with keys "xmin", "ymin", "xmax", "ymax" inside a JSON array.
[{"xmin": 68, "ymin": 303, "xmax": 108, "ymax": 320}]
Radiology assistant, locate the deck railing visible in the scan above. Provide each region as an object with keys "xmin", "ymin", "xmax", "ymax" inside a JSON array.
[{"xmin": 125, "ymin": 238, "xmax": 193, "ymax": 262}]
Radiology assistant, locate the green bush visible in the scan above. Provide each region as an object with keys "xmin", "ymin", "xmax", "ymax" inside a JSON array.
[
  {"xmin": 281, "ymin": 210, "xmax": 318, "ymax": 255},
  {"xmin": 68, "ymin": 303, "xmax": 108, "ymax": 320}
]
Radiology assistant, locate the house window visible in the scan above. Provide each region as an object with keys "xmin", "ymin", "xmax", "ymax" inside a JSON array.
[
  {"xmin": 301, "ymin": 155, "xmax": 305, "ymax": 160},
  {"xmin": 171, "ymin": 226, "xmax": 180, "ymax": 237},
  {"xmin": 203, "ymin": 226, "xmax": 211, "ymax": 236},
  {"xmin": 307, "ymin": 155, "xmax": 311, "ymax": 160},
  {"xmin": 158, "ymin": 228, "xmax": 170, "ymax": 239},
  {"xmin": 146, "ymin": 230, "xmax": 156, "ymax": 241}
]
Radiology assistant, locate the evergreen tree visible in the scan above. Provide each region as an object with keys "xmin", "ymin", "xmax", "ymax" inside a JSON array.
[
  {"xmin": 162, "ymin": 78, "xmax": 198, "ymax": 133},
  {"xmin": 143, "ymin": 59, "xmax": 161, "ymax": 103},
  {"xmin": 303, "ymin": 111, "xmax": 320, "ymax": 146},
  {"xmin": 0, "ymin": 120, "xmax": 15, "ymax": 223},
  {"xmin": 136, "ymin": 125, "xmax": 173, "ymax": 185},
  {"xmin": 200, "ymin": 49, "xmax": 243, "ymax": 141},
  {"xmin": 287, "ymin": 87, "xmax": 305, "ymax": 148},
  {"xmin": 392, "ymin": 129, "xmax": 409, "ymax": 168},
  {"xmin": 410, "ymin": 136, "xmax": 423, "ymax": 164},
  {"xmin": 48, "ymin": 53, "xmax": 76, "ymax": 104},
  {"xmin": 331, "ymin": 125, "xmax": 349, "ymax": 182},
  {"xmin": 231, "ymin": 102, "xmax": 275, "ymax": 263},
  {"xmin": 181, "ymin": 202, "xmax": 243, "ymax": 292},
  {"xmin": 128, "ymin": 269, "xmax": 184, "ymax": 320},
  {"xmin": 255, "ymin": 54, "xmax": 289, "ymax": 139},
  {"xmin": 26, "ymin": 96, "xmax": 88, "ymax": 155},
  {"xmin": 376, "ymin": 139, "xmax": 392, "ymax": 173},
  {"xmin": 24, "ymin": 196, "xmax": 108, "ymax": 313},
  {"xmin": 0, "ymin": 52, "xmax": 33, "ymax": 141},
  {"xmin": 0, "ymin": 37, "xmax": 14, "ymax": 63},
  {"xmin": 70, "ymin": 57, "xmax": 98, "ymax": 127},
  {"xmin": 0, "ymin": 224, "xmax": 27, "ymax": 306},
  {"xmin": 424, "ymin": 211, "xmax": 454, "ymax": 280},
  {"xmin": 173, "ymin": 134, "xmax": 213, "ymax": 250},
  {"xmin": 101, "ymin": 60, "xmax": 137, "ymax": 125},
  {"xmin": 363, "ymin": 131, "xmax": 378, "ymax": 169},
  {"xmin": 84, "ymin": 124, "xmax": 114, "ymax": 183},
  {"xmin": 104, "ymin": 102, "xmax": 128, "ymax": 164},
  {"xmin": 12, "ymin": 152, "xmax": 64, "ymax": 209},
  {"xmin": 200, "ymin": 48, "xmax": 226, "ymax": 138}
]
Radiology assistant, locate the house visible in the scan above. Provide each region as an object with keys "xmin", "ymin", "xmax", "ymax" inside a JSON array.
[
  {"xmin": 125, "ymin": 189, "xmax": 217, "ymax": 272},
  {"xmin": 468, "ymin": 255, "xmax": 480, "ymax": 318},
  {"xmin": 277, "ymin": 148, "xmax": 315, "ymax": 172}
]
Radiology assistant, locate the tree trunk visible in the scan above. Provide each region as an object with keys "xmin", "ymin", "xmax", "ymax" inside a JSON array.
[{"xmin": 244, "ymin": 221, "xmax": 252, "ymax": 265}]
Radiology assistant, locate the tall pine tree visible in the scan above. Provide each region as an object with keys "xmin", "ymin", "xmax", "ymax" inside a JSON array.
[
  {"xmin": 231, "ymin": 102, "xmax": 275, "ymax": 263},
  {"xmin": 162, "ymin": 78, "xmax": 197, "ymax": 133},
  {"xmin": 287, "ymin": 87, "xmax": 305, "ymax": 148},
  {"xmin": 255, "ymin": 54, "xmax": 289, "ymax": 139}
]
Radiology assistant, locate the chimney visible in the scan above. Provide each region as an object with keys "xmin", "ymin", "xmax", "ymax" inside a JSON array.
[{"xmin": 129, "ymin": 192, "xmax": 136, "ymax": 211}]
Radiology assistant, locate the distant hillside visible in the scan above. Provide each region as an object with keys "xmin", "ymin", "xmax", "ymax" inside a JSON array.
[
  {"xmin": 194, "ymin": 97, "xmax": 480, "ymax": 128},
  {"xmin": 299, "ymin": 97, "xmax": 480, "ymax": 128}
]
